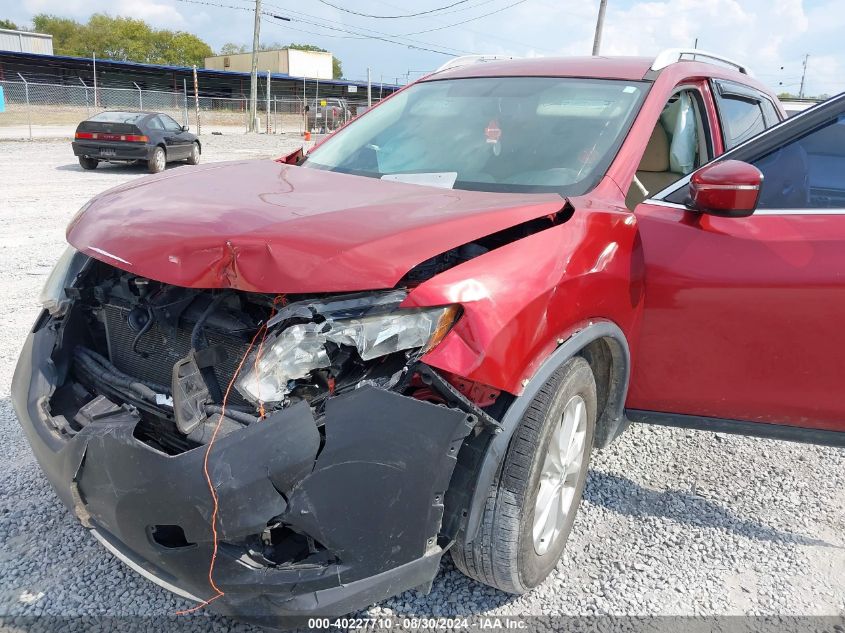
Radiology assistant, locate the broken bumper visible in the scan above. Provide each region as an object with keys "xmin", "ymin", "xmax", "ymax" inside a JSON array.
[{"xmin": 12, "ymin": 320, "xmax": 475, "ymax": 622}]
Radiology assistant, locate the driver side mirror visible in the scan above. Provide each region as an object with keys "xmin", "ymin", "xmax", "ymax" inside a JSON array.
[
  {"xmin": 688, "ymin": 160, "xmax": 763, "ymax": 218},
  {"xmin": 182, "ymin": 125, "xmax": 190, "ymax": 132}
]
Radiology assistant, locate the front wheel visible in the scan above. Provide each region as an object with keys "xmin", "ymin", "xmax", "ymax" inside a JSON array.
[
  {"xmin": 78, "ymin": 156, "xmax": 98, "ymax": 170},
  {"xmin": 451, "ymin": 356, "xmax": 596, "ymax": 594},
  {"xmin": 148, "ymin": 146, "xmax": 166, "ymax": 173}
]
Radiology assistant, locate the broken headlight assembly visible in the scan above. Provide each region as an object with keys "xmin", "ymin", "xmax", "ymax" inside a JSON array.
[
  {"xmin": 39, "ymin": 246, "xmax": 90, "ymax": 317},
  {"xmin": 236, "ymin": 304, "xmax": 460, "ymax": 405}
]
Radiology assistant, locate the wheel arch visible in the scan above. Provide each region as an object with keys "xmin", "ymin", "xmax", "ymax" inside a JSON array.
[{"xmin": 461, "ymin": 319, "xmax": 630, "ymax": 545}]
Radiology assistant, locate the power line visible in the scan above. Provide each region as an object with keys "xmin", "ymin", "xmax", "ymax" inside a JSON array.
[
  {"xmin": 313, "ymin": 0, "xmax": 472, "ymax": 18},
  {"xmin": 259, "ymin": 0, "xmax": 470, "ymax": 51},
  {"xmin": 397, "ymin": 0, "xmax": 528, "ymax": 36},
  {"xmin": 260, "ymin": 2, "xmax": 472, "ymax": 54},
  {"xmin": 372, "ymin": 0, "xmax": 500, "ymax": 19},
  {"xmin": 371, "ymin": 0, "xmax": 555, "ymax": 53},
  {"xmin": 262, "ymin": 15, "xmax": 462, "ymax": 55},
  {"xmin": 174, "ymin": 0, "xmax": 471, "ymax": 55}
]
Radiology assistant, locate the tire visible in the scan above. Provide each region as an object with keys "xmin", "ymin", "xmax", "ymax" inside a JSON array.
[
  {"xmin": 78, "ymin": 156, "xmax": 98, "ymax": 170},
  {"xmin": 148, "ymin": 146, "xmax": 166, "ymax": 173},
  {"xmin": 187, "ymin": 142, "xmax": 200, "ymax": 165},
  {"xmin": 451, "ymin": 356, "xmax": 596, "ymax": 594}
]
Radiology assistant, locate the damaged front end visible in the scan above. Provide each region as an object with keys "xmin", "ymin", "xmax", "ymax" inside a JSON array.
[{"xmin": 12, "ymin": 252, "xmax": 507, "ymax": 621}]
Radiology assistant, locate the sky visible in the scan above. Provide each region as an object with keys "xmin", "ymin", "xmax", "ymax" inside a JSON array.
[{"xmin": 3, "ymin": 0, "xmax": 843, "ymax": 96}]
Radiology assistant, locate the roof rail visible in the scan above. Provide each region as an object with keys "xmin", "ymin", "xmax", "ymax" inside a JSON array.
[
  {"xmin": 434, "ymin": 54, "xmax": 516, "ymax": 73},
  {"xmin": 651, "ymin": 48, "xmax": 753, "ymax": 76}
]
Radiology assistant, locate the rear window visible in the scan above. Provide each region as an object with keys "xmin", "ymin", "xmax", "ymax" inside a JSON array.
[
  {"xmin": 303, "ymin": 77, "xmax": 648, "ymax": 195},
  {"xmin": 89, "ymin": 112, "xmax": 147, "ymax": 124}
]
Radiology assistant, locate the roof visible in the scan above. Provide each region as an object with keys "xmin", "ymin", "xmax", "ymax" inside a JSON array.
[
  {"xmin": 428, "ymin": 56, "xmax": 656, "ymax": 82},
  {"xmin": 0, "ymin": 50, "xmax": 401, "ymax": 91},
  {"xmin": 205, "ymin": 48, "xmax": 332, "ymax": 59},
  {"xmin": 0, "ymin": 28, "xmax": 53, "ymax": 40}
]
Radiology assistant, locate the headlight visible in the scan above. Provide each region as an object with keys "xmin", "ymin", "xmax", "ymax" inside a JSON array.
[
  {"xmin": 38, "ymin": 246, "xmax": 90, "ymax": 316},
  {"xmin": 236, "ymin": 305, "xmax": 459, "ymax": 404}
]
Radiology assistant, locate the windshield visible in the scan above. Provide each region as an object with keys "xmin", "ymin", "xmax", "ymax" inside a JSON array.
[{"xmin": 303, "ymin": 77, "xmax": 648, "ymax": 195}]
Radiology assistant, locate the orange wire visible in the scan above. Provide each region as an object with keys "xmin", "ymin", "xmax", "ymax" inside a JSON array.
[
  {"xmin": 253, "ymin": 296, "xmax": 287, "ymax": 419},
  {"xmin": 176, "ymin": 294, "xmax": 288, "ymax": 615}
]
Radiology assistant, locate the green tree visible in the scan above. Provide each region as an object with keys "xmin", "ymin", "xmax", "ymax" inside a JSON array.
[
  {"xmin": 32, "ymin": 15, "xmax": 85, "ymax": 52},
  {"xmin": 219, "ymin": 42, "xmax": 247, "ymax": 54},
  {"xmin": 0, "ymin": 18, "xmax": 18, "ymax": 30},
  {"xmin": 32, "ymin": 13, "xmax": 212, "ymax": 66}
]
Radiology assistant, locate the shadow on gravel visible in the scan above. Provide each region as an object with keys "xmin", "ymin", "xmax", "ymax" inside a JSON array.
[
  {"xmin": 584, "ymin": 471, "xmax": 835, "ymax": 548},
  {"xmin": 54, "ymin": 162, "xmax": 188, "ymax": 174}
]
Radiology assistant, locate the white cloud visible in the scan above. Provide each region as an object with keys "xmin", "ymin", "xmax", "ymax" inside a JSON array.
[
  {"xmin": 115, "ymin": 0, "xmax": 188, "ymax": 29},
  {"xmin": 7, "ymin": 0, "xmax": 845, "ymax": 94}
]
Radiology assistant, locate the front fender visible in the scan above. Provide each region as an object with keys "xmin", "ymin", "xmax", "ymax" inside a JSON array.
[
  {"xmin": 404, "ymin": 207, "xmax": 643, "ymax": 395},
  {"xmin": 403, "ymin": 206, "xmax": 643, "ymax": 544}
]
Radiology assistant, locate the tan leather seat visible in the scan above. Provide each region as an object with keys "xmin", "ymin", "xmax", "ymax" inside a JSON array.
[{"xmin": 626, "ymin": 124, "xmax": 682, "ymax": 208}]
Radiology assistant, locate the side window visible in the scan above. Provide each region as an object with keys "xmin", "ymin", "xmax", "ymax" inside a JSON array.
[
  {"xmin": 754, "ymin": 114, "xmax": 845, "ymax": 209},
  {"xmin": 712, "ymin": 81, "xmax": 781, "ymax": 149},
  {"xmin": 716, "ymin": 95, "xmax": 766, "ymax": 148},
  {"xmin": 759, "ymin": 98, "xmax": 782, "ymax": 127},
  {"xmin": 160, "ymin": 115, "xmax": 183, "ymax": 132},
  {"xmin": 147, "ymin": 116, "xmax": 164, "ymax": 131},
  {"xmin": 626, "ymin": 88, "xmax": 712, "ymax": 209}
]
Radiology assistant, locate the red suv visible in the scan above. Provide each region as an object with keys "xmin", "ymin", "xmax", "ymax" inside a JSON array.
[{"xmin": 13, "ymin": 50, "xmax": 845, "ymax": 624}]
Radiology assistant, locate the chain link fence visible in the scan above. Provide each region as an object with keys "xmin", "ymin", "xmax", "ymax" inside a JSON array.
[{"xmin": 0, "ymin": 78, "xmax": 380, "ymax": 138}]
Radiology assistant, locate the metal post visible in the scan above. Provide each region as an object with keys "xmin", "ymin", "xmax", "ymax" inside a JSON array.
[
  {"xmin": 799, "ymin": 53, "xmax": 809, "ymax": 99},
  {"xmin": 92, "ymin": 53, "xmax": 98, "ymax": 108},
  {"xmin": 249, "ymin": 0, "xmax": 262, "ymax": 132},
  {"xmin": 183, "ymin": 78, "xmax": 189, "ymax": 126},
  {"xmin": 266, "ymin": 70, "xmax": 271, "ymax": 134},
  {"xmin": 79, "ymin": 77, "xmax": 89, "ymax": 117},
  {"xmin": 592, "ymin": 0, "xmax": 608, "ymax": 56},
  {"xmin": 192, "ymin": 65, "xmax": 201, "ymax": 135},
  {"xmin": 367, "ymin": 67, "xmax": 372, "ymax": 108},
  {"xmin": 274, "ymin": 95, "xmax": 277, "ymax": 134},
  {"xmin": 133, "ymin": 82, "xmax": 143, "ymax": 109},
  {"xmin": 17, "ymin": 73, "xmax": 31, "ymax": 140},
  {"xmin": 303, "ymin": 76, "xmax": 307, "ymax": 133}
]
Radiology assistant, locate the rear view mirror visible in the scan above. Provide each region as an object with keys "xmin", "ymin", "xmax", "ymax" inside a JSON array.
[{"xmin": 689, "ymin": 160, "xmax": 763, "ymax": 218}]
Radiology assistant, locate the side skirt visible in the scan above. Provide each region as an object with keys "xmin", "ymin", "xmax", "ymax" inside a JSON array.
[{"xmin": 626, "ymin": 409, "xmax": 845, "ymax": 448}]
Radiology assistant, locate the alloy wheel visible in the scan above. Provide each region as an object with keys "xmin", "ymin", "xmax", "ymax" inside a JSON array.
[{"xmin": 532, "ymin": 394, "xmax": 587, "ymax": 556}]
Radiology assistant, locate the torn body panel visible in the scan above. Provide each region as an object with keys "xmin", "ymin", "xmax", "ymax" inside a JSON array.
[
  {"xmin": 12, "ymin": 320, "xmax": 475, "ymax": 619},
  {"xmin": 66, "ymin": 161, "xmax": 565, "ymax": 293},
  {"xmin": 405, "ymin": 202, "xmax": 645, "ymax": 395}
]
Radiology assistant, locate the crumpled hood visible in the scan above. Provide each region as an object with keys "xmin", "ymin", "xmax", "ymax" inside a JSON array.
[{"xmin": 67, "ymin": 160, "xmax": 565, "ymax": 293}]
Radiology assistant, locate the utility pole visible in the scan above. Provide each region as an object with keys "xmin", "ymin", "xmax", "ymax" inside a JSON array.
[
  {"xmin": 592, "ymin": 0, "xmax": 608, "ymax": 55},
  {"xmin": 248, "ymin": 0, "xmax": 262, "ymax": 132},
  {"xmin": 799, "ymin": 53, "xmax": 809, "ymax": 99},
  {"xmin": 367, "ymin": 67, "xmax": 372, "ymax": 108}
]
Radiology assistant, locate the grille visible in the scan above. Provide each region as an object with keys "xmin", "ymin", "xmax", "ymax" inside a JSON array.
[{"xmin": 103, "ymin": 304, "xmax": 252, "ymax": 406}]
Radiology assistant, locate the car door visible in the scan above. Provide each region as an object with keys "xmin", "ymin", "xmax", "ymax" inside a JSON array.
[
  {"xmin": 158, "ymin": 114, "xmax": 191, "ymax": 159},
  {"xmin": 627, "ymin": 94, "xmax": 845, "ymax": 434}
]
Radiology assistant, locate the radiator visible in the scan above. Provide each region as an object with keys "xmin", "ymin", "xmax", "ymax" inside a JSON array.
[{"xmin": 103, "ymin": 304, "xmax": 252, "ymax": 405}]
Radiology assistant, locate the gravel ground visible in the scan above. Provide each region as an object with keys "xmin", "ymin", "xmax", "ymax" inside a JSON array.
[{"xmin": 1, "ymin": 137, "xmax": 843, "ymax": 631}]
